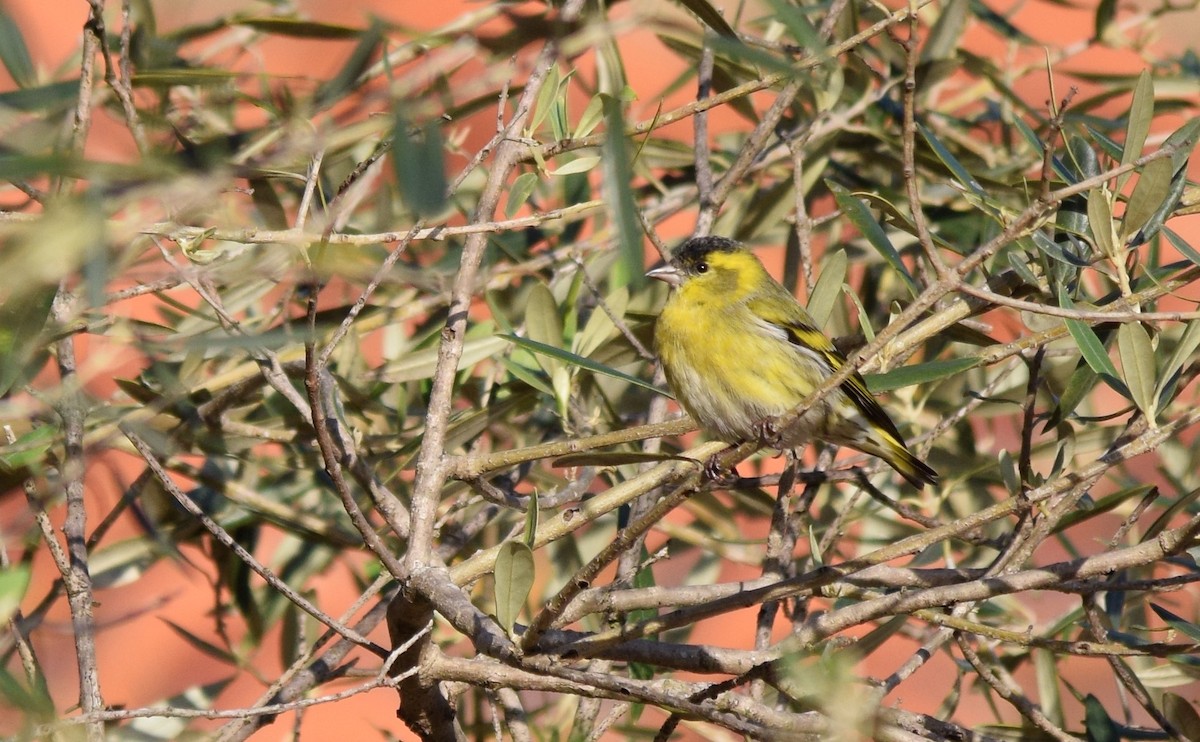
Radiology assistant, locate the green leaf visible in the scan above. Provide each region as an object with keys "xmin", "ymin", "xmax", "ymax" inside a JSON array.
[
  {"xmin": 1083, "ymin": 694, "xmax": 1119, "ymax": 742},
  {"xmin": 806, "ymin": 249, "xmax": 846, "ymax": 330},
  {"xmin": 530, "ymin": 63, "xmax": 562, "ymax": 136},
  {"xmin": 601, "ymin": 95, "xmax": 643, "ymax": 289},
  {"xmin": 506, "ymin": 172, "xmax": 539, "ymax": 219},
  {"xmin": 1164, "ymin": 227, "xmax": 1200, "ymax": 268},
  {"xmin": 162, "ymin": 619, "xmax": 238, "ymax": 664},
  {"xmin": 1162, "ymin": 117, "xmax": 1200, "ymax": 173},
  {"xmin": 921, "ymin": 0, "xmax": 969, "ymax": 63},
  {"xmin": 761, "ymin": 0, "xmax": 824, "ymax": 51},
  {"xmin": 236, "ymin": 17, "xmax": 365, "ymax": 38},
  {"xmin": 1128, "ymin": 157, "xmax": 1188, "ymax": 247},
  {"xmin": 1156, "ymin": 320, "xmax": 1200, "ymax": 402},
  {"xmin": 392, "ymin": 110, "xmax": 449, "ymax": 218},
  {"xmin": 523, "ymin": 491, "xmax": 539, "ymax": 548},
  {"xmin": 674, "ymin": 0, "xmax": 739, "ymax": 38},
  {"xmin": 1045, "ymin": 362, "xmax": 1099, "ymax": 430},
  {"xmin": 0, "ymin": 8, "xmax": 35, "ymax": 88},
  {"xmin": 1150, "ymin": 603, "xmax": 1200, "ymax": 644},
  {"xmin": 918, "ymin": 123, "xmax": 986, "ymax": 198},
  {"xmin": 864, "ymin": 357, "xmax": 979, "ymax": 393},
  {"xmin": 0, "ymin": 80, "xmax": 78, "ymax": 112},
  {"xmin": 1033, "ymin": 649, "xmax": 1064, "ymax": 726},
  {"xmin": 1117, "ymin": 321, "xmax": 1156, "ymax": 419},
  {"xmin": 525, "ymin": 282, "xmax": 564, "ymax": 355},
  {"xmin": 575, "ymin": 96, "xmax": 604, "ymax": 138},
  {"xmin": 1057, "ymin": 288, "xmax": 1129, "ymax": 399},
  {"xmin": 0, "ymin": 566, "xmax": 30, "ymax": 625},
  {"xmin": 1163, "ymin": 693, "xmax": 1200, "ymax": 742},
  {"xmin": 553, "ymin": 451, "xmax": 687, "ymax": 467},
  {"xmin": 503, "ymin": 335, "xmax": 667, "ymax": 396},
  {"xmin": 1087, "ymin": 187, "xmax": 1117, "ymax": 258},
  {"xmin": 547, "ymin": 155, "xmax": 600, "ymax": 176},
  {"xmin": 0, "ymin": 665, "xmax": 54, "ymax": 720},
  {"xmin": 829, "ymin": 182, "xmax": 919, "ymax": 298},
  {"xmin": 1093, "ymin": 0, "xmax": 1117, "ymax": 40},
  {"xmin": 494, "ymin": 540, "xmax": 535, "ymax": 638},
  {"xmin": 0, "ymin": 284, "xmax": 55, "ymax": 397},
  {"xmin": 1121, "ymin": 157, "xmax": 1175, "ymax": 245},
  {"xmin": 1118, "ymin": 70, "xmax": 1153, "ymax": 190},
  {"xmin": 314, "ymin": 22, "xmax": 382, "ymax": 108}
]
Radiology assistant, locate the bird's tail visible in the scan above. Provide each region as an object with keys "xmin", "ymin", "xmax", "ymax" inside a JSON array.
[{"xmin": 856, "ymin": 438, "xmax": 939, "ymax": 489}]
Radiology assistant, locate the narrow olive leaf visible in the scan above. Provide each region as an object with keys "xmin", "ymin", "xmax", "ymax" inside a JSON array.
[
  {"xmin": 1045, "ymin": 362, "xmax": 1100, "ymax": 430},
  {"xmin": 1093, "ymin": 0, "xmax": 1117, "ymax": 40},
  {"xmin": 1057, "ymin": 287, "xmax": 1128, "ymax": 398},
  {"xmin": 806, "ymin": 249, "xmax": 847, "ymax": 329},
  {"xmin": 523, "ymin": 491, "xmax": 539, "ymax": 548},
  {"xmin": 601, "ymin": 95, "xmax": 643, "ymax": 289},
  {"xmin": 1150, "ymin": 603, "xmax": 1200, "ymax": 643},
  {"xmin": 575, "ymin": 95, "xmax": 605, "ymax": 138},
  {"xmin": 918, "ymin": 123, "xmax": 986, "ymax": 198},
  {"xmin": 1118, "ymin": 70, "xmax": 1154, "ymax": 190},
  {"xmin": 1052, "ymin": 485, "xmax": 1154, "ymax": 533},
  {"xmin": 1163, "ymin": 117, "xmax": 1200, "ymax": 173},
  {"xmin": 162, "ymin": 619, "xmax": 239, "ymax": 664},
  {"xmin": 236, "ymin": 17, "xmax": 364, "ymax": 38},
  {"xmin": 529, "ymin": 63, "xmax": 562, "ymax": 136},
  {"xmin": 1163, "ymin": 693, "xmax": 1200, "ymax": 742},
  {"xmin": 998, "ymin": 449, "xmax": 1021, "ymax": 494},
  {"xmin": 1033, "ymin": 650, "xmax": 1064, "ymax": 727},
  {"xmin": 829, "ymin": 182, "xmax": 919, "ymax": 298},
  {"xmin": 553, "ymin": 451, "xmax": 687, "ymax": 467},
  {"xmin": 1087, "ymin": 187, "xmax": 1117, "ymax": 257},
  {"xmin": 0, "ymin": 566, "xmax": 30, "ymax": 625},
  {"xmin": 1083, "ymin": 695, "xmax": 1119, "ymax": 742},
  {"xmin": 864, "ymin": 357, "xmax": 979, "ymax": 393},
  {"xmin": 0, "ymin": 79, "xmax": 78, "ymax": 112},
  {"xmin": 674, "ymin": 0, "xmax": 738, "ymax": 38},
  {"xmin": 314, "ymin": 22, "xmax": 382, "ymax": 108},
  {"xmin": 546, "ymin": 155, "xmax": 600, "ymax": 176},
  {"xmin": 0, "ymin": 9, "xmax": 35, "ymax": 88},
  {"xmin": 1117, "ymin": 321, "xmax": 1157, "ymax": 419},
  {"xmin": 1130, "ymin": 158, "xmax": 1188, "ymax": 247},
  {"xmin": 499, "ymin": 357, "xmax": 555, "ymax": 397},
  {"xmin": 1013, "ymin": 115, "xmax": 1042, "ymax": 153},
  {"xmin": 1121, "ymin": 157, "xmax": 1175, "ymax": 245},
  {"xmin": 503, "ymin": 335, "xmax": 668, "ymax": 396},
  {"xmin": 1032, "ymin": 230, "xmax": 1091, "ymax": 267},
  {"xmin": 392, "ymin": 110, "xmax": 449, "ymax": 217},
  {"xmin": 0, "ymin": 284, "xmax": 54, "ymax": 397},
  {"xmin": 494, "ymin": 541, "xmax": 535, "ymax": 638},
  {"xmin": 921, "ymin": 0, "xmax": 969, "ymax": 63},
  {"xmin": 1164, "ymin": 227, "xmax": 1200, "ymax": 268},
  {"xmin": 1157, "ymin": 320, "xmax": 1200, "ymax": 400},
  {"xmin": 506, "ymin": 172, "xmax": 539, "ymax": 218},
  {"xmin": 525, "ymin": 283, "xmax": 564, "ymax": 350},
  {"xmin": 762, "ymin": 0, "xmax": 824, "ymax": 50},
  {"xmin": 0, "ymin": 665, "xmax": 53, "ymax": 718}
]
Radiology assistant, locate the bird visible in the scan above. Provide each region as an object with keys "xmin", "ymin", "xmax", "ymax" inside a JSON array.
[{"xmin": 646, "ymin": 235, "xmax": 938, "ymax": 488}]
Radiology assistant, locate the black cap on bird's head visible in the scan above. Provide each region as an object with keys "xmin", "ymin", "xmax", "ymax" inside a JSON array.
[{"xmin": 645, "ymin": 236, "xmax": 744, "ymax": 286}]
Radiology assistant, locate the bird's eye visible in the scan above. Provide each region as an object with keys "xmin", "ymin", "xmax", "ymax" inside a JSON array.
[{"xmin": 695, "ymin": 262, "xmax": 708, "ymax": 274}]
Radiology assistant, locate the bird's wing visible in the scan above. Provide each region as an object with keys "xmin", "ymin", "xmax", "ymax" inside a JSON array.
[{"xmin": 747, "ymin": 292, "xmax": 906, "ymax": 442}]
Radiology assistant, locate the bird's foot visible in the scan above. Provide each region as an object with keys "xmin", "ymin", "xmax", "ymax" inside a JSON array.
[
  {"xmin": 702, "ymin": 453, "xmax": 738, "ymax": 486},
  {"xmin": 751, "ymin": 417, "xmax": 785, "ymax": 450}
]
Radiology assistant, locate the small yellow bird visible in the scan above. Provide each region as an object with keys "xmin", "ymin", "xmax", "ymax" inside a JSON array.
[{"xmin": 647, "ymin": 236, "xmax": 937, "ymax": 488}]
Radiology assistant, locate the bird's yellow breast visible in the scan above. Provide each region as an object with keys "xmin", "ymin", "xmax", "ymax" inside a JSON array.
[{"xmin": 655, "ymin": 290, "xmax": 829, "ymax": 442}]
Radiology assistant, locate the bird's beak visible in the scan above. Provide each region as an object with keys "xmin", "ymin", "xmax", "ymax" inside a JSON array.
[{"xmin": 645, "ymin": 264, "xmax": 681, "ymax": 287}]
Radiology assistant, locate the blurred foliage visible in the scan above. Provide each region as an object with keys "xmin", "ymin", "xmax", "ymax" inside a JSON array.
[{"xmin": 1, "ymin": 0, "xmax": 1200, "ymax": 739}]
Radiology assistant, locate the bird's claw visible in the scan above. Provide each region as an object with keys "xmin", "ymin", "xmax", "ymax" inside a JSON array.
[
  {"xmin": 702, "ymin": 453, "xmax": 739, "ymax": 486},
  {"xmin": 752, "ymin": 417, "xmax": 784, "ymax": 449}
]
